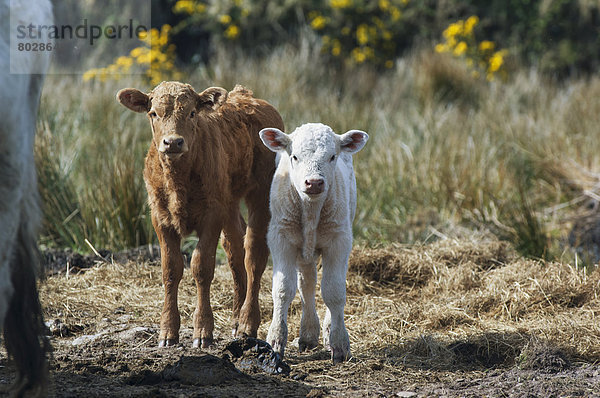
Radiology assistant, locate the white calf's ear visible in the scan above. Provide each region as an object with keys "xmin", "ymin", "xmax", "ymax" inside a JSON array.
[
  {"xmin": 116, "ymin": 88, "xmax": 150, "ymax": 113},
  {"xmin": 259, "ymin": 128, "xmax": 291, "ymax": 152},
  {"xmin": 340, "ymin": 130, "xmax": 369, "ymax": 153}
]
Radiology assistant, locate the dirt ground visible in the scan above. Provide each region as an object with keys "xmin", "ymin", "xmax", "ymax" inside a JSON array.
[{"xmin": 1, "ymin": 238, "xmax": 600, "ymax": 397}]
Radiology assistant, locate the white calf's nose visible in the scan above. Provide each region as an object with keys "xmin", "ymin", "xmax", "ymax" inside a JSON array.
[{"xmin": 304, "ymin": 178, "xmax": 325, "ymax": 195}]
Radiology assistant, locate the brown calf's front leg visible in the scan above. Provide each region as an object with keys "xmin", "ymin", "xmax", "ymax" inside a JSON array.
[
  {"xmin": 222, "ymin": 211, "xmax": 247, "ymax": 336},
  {"xmin": 191, "ymin": 220, "xmax": 222, "ymax": 348},
  {"xmin": 157, "ymin": 227, "xmax": 184, "ymax": 347},
  {"xmin": 237, "ymin": 188, "xmax": 270, "ymax": 337}
]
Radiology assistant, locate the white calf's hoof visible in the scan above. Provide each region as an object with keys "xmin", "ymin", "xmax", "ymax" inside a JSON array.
[
  {"xmin": 298, "ymin": 337, "xmax": 319, "ymax": 352},
  {"xmin": 331, "ymin": 344, "xmax": 351, "ymax": 363},
  {"xmin": 267, "ymin": 335, "xmax": 286, "ymax": 357}
]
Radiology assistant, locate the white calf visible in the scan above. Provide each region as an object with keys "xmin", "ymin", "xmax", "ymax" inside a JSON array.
[{"xmin": 259, "ymin": 123, "xmax": 368, "ymax": 363}]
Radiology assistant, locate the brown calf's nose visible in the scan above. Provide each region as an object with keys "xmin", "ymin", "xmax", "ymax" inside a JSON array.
[{"xmin": 163, "ymin": 137, "xmax": 184, "ymax": 150}]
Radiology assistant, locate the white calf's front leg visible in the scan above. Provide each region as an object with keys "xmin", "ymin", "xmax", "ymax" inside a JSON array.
[
  {"xmin": 266, "ymin": 236, "xmax": 298, "ymax": 357},
  {"xmin": 321, "ymin": 238, "xmax": 351, "ymax": 363},
  {"xmin": 297, "ymin": 261, "xmax": 319, "ymax": 352}
]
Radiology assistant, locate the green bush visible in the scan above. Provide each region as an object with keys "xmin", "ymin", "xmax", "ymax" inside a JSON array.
[
  {"xmin": 72, "ymin": 0, "xmax": 600, "ymax": 79},
  {"xmin": 161, "ymin": 0, "xmax": 600, "ymax": 76}
]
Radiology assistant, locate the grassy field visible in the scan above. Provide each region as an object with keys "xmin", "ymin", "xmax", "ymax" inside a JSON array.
[
  {"xmin": 25, "ymin": 38, "xmax": 600, "ymax": 397},
  {"xmin": 37, "ymin": 39, "xmax": 600, "ymax": 263}
]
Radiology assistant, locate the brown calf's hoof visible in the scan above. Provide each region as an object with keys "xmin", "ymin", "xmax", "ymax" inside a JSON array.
[
  {"xmin": 158, "ymin": 338, "xmax": 179, "ymax": 347},
  {"xmin": 193, "ymin": 337, "xmax": 214, "ymax": 349}
]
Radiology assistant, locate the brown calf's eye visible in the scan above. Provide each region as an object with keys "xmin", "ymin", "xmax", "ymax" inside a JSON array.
[
  {"xmin": 149, "ymin": 111, "xmax": 157, "ymax": 118},
  {"xmin": 190, "ymin": 110, "xmax": 196, "ymax": 118}
]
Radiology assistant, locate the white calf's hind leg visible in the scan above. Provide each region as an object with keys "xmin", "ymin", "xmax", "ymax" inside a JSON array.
[
  {"xmin": 322, "ymin": 307, "xmax": 331, "ymax": 349},
  {"xmin": 266, "ymin": 239, "xmax": 298, "ymax": 357},
  {"xmin": 321, "ymin": 242, "xmax": 351, "ymax": 363},
  {"xmin": 297, "ymin": 261, "xmax": 320, "ymax": 352}
]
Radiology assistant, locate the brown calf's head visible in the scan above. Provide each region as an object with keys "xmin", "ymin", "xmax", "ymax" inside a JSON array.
[{"xmin": 116, "ymin": 81, "xmax": 228, "ymax": 161}]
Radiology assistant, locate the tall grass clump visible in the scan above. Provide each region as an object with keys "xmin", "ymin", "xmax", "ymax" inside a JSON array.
[
  {"xmin": 38, "ymin": 38, "xmax": 600, "ymax": 260},
  {"xmin": 37, "ymin": 76, "xmax": 154, "ymax": 251}
]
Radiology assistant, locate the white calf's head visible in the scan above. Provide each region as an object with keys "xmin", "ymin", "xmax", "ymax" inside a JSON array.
[{"xmin": 260, "ymin": 123, "xmax": 368, "ymax": 199}]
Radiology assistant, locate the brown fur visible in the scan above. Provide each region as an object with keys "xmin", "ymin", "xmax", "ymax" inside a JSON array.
[{"xmin": 117, "ymin": 82, "xmax": 283, "ymax": 346}]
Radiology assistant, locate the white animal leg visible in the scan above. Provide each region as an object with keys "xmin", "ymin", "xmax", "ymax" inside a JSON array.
[
  {"xmin": 266, "ymin": 238, "xmax": 298, "ymax": 357},
  {"xmin": 322, "ymin": 306, "xmax": 331, "ymax": 349},
  {"xmin": 321, "ymin": 240, "xmax": 351, "ymax": 363},
  {"xmin": 297, "ymin": 261, "xmax": 319, "ymax": 352}
]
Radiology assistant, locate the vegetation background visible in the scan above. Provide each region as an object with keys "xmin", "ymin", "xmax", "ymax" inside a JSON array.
[
  {"xmin": 39, "ymin": 0, "xmax": 600, "ymax": 265},
  {"xmin": 24, "ymin": 4, "xmax": 600, "ymax": 394}
]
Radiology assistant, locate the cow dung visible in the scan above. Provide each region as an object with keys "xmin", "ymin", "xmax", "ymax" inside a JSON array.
[{"xmin": 162, "ymin": 355, "xmax": 244, "ymax": 386}]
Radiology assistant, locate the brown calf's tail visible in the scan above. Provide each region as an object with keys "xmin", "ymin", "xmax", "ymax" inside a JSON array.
[{"xmin": 4, "ymin": 224, "xmax": 49, "ymax": 397}]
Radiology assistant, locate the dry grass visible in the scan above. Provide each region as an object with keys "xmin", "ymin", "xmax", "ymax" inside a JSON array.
[
  {"xmin": 37, "ymin": 40, "xmax": 600, "ymax": 261},
  {"xmin": 40, "ymin": 236, "xmax": 600, "ymax": 370}
]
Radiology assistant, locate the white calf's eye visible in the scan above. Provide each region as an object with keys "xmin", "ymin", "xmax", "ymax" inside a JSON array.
[
  {"xmin": 330, "ymin": 155, "xmax": 336, "ymax": 162},
  {"xmin": 292, "ymin": 155, "xmax": 298, "ymax": 161}
]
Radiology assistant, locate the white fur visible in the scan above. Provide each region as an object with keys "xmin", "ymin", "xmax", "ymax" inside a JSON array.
[
  {"xmin": 0, "ymin": 0, "xmax": 52, "ymax": 331},
  {"xmin": 259, "ymin": 123, "xmax": 368, "ymax": 362}
]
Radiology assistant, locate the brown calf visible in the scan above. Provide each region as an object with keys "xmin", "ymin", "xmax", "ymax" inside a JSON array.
[{"xmin": 117, "ymin": 82, "xmax": 283, "ymax": 347}]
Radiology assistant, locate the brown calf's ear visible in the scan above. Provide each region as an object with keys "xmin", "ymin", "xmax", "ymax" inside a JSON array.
[
  {"xmin": 197, "ymin": 87, "xmax": 228, "ymax": 111},
  {"xmin": 116, "ymin": 88, "xmax": 150, "ymax": 113}
]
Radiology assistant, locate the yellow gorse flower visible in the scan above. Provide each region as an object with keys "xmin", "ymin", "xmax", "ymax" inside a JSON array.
[
  {"xmin": 479, "ymin": 40, "xmax": 494, "ymax": 51},
  {"xmin": 463, "ymin": 15, "xmax": 478, "ymax": 35},
  {"xmin": 82, "ymin": 23, "xmax": 180, "ymax": 85},
  {"xmin": 82, "ymin": 68, "xmax": 98, "ymax": 82},
  {"xmin": 352, "ymin": 47, "xmax": 366, "ymax": 63},
  {"xmin": 158, "ymin": 25, "xmax": 170, "ymax": 46},
  {"xmin": 356, "ymin": 24, "xmax": 369, "ymax": 45},
  {"xmin": 436, "ymin": 16, "xmax": 508, "ymax": 82},
  {"xmin": 136, "ymin": 50, "xmax": 152, "ymax": 64},
  {"xmin": 310, "ymin": 15, "xmax": 327, "ymax": 30},
  {"xmin": 453, "ymin": 41, "xmax": 467, "ymax": 56},
  {"xmin": 224, "ymin": 24, "xmax": 240, "ymax": 39},
  {"xmin": 331, "ymin": 42, "xmax": 341, "ymax": 56},
  {"xmin": 488, "ymin": 50, "xmax": 506, "ymax": 73},
  {"xmin": 309, "ymin": 0, "xmax": 409, "ymax": 67},
  {"xmin": 389, "ymin": 6, "xmax": 402, "ymax": 21},
  {"xmin": 130, "ymin": 47, "xmax": 144, "ymax": 58},
  {"xmin": 330, "ymin": 0, "xmax": 352, "ymax": 9},
  {"xmin": 443, "ymin": 21, "xmax": 463, "ymax": 39},
  {"xmin": 173, "ymin": 0, "xmax": 195, "ymax": 14},
  {"xmin": 115, "ymin": 56, "xmax": 133, "ymax": 69},
  {"xmin": 219, "ymin": 14, "xmax": 232, "ymax": 25}
]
